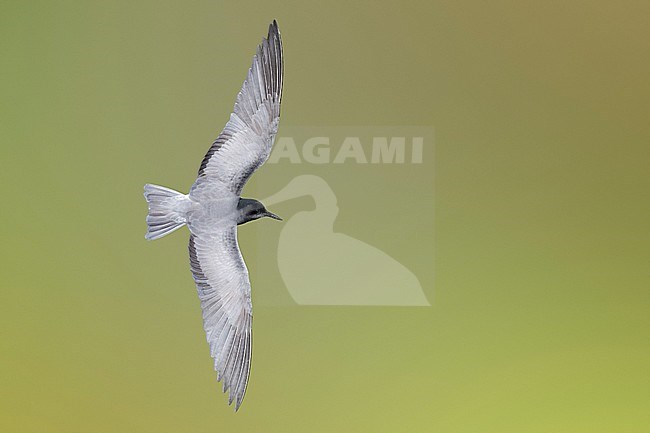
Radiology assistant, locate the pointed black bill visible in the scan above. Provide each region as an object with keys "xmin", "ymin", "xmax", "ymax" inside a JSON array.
[{"xmin": 264, "ymin": 211, "xmax": 282, "ymax": 221}]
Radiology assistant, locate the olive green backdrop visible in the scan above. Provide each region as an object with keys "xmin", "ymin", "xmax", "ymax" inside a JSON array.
[{"xmin": 1, "ymin": 1, "xmax": 648, "ymax": 432}]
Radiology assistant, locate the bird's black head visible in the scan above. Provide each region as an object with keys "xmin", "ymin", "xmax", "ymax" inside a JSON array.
[{"xmin": 237, "ymin": 198, "xmax": 282, "ymax": 225}]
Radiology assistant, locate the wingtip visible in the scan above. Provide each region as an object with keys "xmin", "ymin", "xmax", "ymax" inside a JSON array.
[
  {"xmin": 217, "ymin": 370, "xmax": 245, "ymax": 412},
  {"xmin": 269, "ymin": 19, "xmax": 280, "ymax": 38},
  {"xmin": 227, "ymin": 388, "xmax": 244, "ymax": 412}
]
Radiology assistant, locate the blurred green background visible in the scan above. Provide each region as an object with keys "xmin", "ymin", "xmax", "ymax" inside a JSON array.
[{"xmin": 1, "ymin": 1, "xmax": 648, "ymax": 432}]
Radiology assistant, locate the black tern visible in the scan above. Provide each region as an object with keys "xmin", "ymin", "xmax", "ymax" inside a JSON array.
[{"xmin": 143, "ymin": 21, "xmax": 283, "ymax": 411}]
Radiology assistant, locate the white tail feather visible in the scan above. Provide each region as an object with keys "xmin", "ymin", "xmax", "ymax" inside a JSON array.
[{"xmin": 144, "ymin": 184, "xmax": 189, "ymax": 240}]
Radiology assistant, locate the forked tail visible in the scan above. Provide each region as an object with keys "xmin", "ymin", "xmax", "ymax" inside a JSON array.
[{"xmin": 143, "ymin": 184, "xmax": 189, "ymax": 240}]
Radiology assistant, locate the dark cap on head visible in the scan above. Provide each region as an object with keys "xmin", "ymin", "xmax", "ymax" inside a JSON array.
[{"xmin": 237, "ymin": 198, "xmax": 282, "ymax": 225}]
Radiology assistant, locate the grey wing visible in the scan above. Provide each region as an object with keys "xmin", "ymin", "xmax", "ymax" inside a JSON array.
[
  {"xmin": 188, "ymin": 227, "xmax": 252, "ymax": 411},
  {"xmin": 193, "ymin": 20, "xmax": 283, "ymax": 196}
]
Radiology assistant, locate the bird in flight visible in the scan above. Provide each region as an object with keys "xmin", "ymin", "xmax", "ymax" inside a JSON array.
[{"xmin": 143, "ymin": 21, "xmax": 283, "ymax": 411}]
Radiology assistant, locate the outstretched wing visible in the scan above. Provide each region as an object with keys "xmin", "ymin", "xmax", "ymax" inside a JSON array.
[
  {"xmin": 188, "ymin": 228, "xmax": 252, "ymax": 410},
  {"xmin": 194, "ymin": 20, "xmax": 283, "ymax": 196}
]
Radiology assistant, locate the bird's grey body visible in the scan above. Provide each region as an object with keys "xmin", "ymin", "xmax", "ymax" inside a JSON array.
[{"xmin": 143, "ymin": 21, "xmax": 283, "ymax": 411}]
